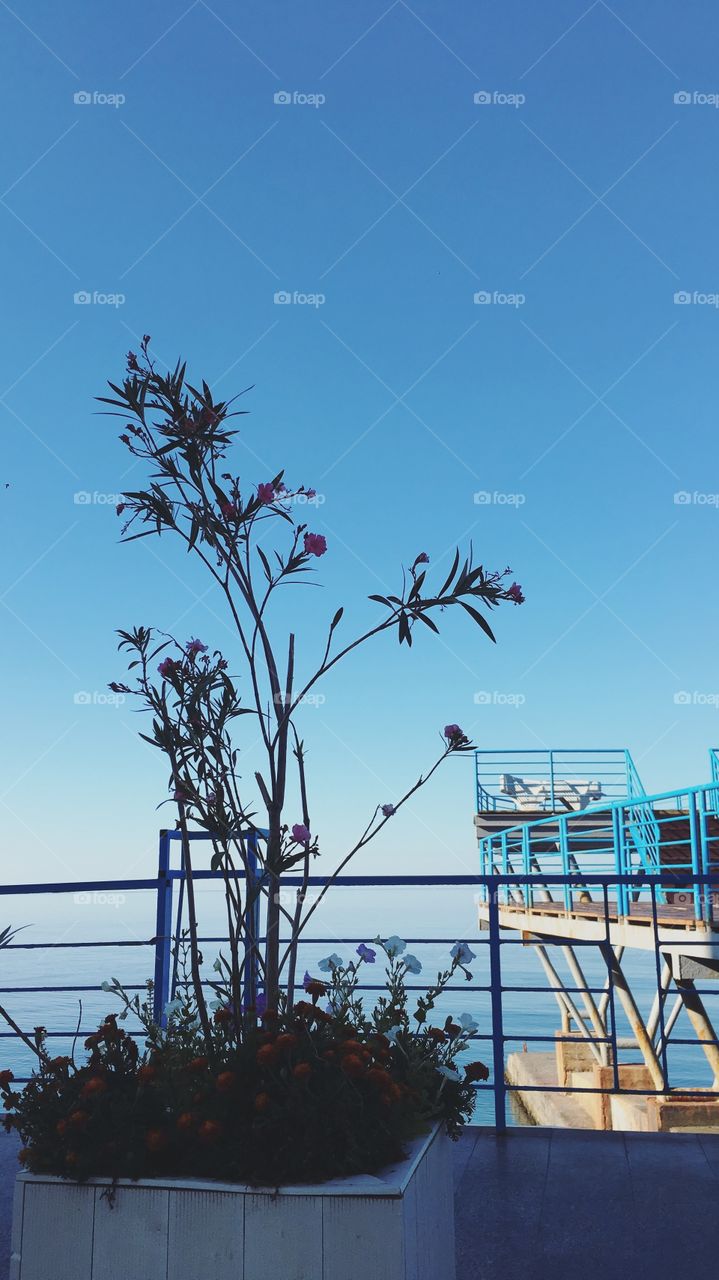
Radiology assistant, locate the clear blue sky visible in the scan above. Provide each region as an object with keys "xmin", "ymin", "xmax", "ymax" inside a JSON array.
[{"xmin": 1, "ymin": 0, "xmax": 718, "ymax": 887}]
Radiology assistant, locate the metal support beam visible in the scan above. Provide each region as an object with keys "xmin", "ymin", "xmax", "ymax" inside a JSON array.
[
  {"xmin": 646, "ymin": 960, "xmax": 672, "ymax": 1045},
  {"xmin": 561, "ymin": 944, "xmax": 609, "ymax": 1064},
  {"xmin": 674, "ymin": 978, "xmax": 719, "ymax": 1088},
  {"xmin": 600, "ymin": 944, "xmax": 665, "ymax": 1090},
  {"xmin": 533, "ymin": 944, "xmax": 604, "ymax": 1066}
]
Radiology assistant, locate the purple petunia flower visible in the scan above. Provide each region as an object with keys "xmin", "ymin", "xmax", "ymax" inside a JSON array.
[
  {"xmin": 356, "ymin": 943, "xmax": 376, "ymax": 964},
  {"xmin": 291, "ymin": 823, "xmax": 310, "ymax": 844}
]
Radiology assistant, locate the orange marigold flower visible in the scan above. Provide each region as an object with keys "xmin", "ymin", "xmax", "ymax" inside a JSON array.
[
  {"xmin": 464, "ymin": 1060, "xmax": 490, "ymax": 1083},
  {"xmin": 56, "ymin": 1119, "xmax": 68, "ymax": 1137},
  {"xmin": 313, "ymin": 1007, "xmax": 333, "ymax": 1025},
  {"xmin": 366, "ymin": 1067, "xmax": 390, "ymax": 1088},
  {"xmin": 198, "ymin": 1120, "xmax": 222, "ymax": 1144},
  {"xmin": 48, "ymin": 1056, "xmax": 72, "ymax": 1072},
  {"xmin": 293, "ymin": 1062, "xmax": 312, "ymax": 1082},
  {"xmin": 176, "ymin": 1112, "xmax": 195, "ymax": 1132},
  {"xmin": 145, "ymin": 1128, "xmax": 168, "ymax": 1152},
  {"xmin": 68, "ymin": 1110, "xmax": 90, "ymax": 1130},
  {"xmin": 0, "ymin": 1070, "xmax": 14, "ymax": 1088},
  {"xmin": 80, "ymin": 1076, "xmax": 107, "ymax": 1098},
  {"xmin": 216, "ymin": 1071, "xmax": 237, "ymax": 1094},
  {"xmin": 339, "ymin": 1039, "xmax": 364, "ymax": 1056},
  {"xmin": 18, "ymin": 1147, "xmax": 29, "ymax": 1165},
  {"xmin": 188, "ymin": 1056, "xmax": 208, "ymax": 1073},
  {"xmin": 322, "ymin": 1049, "xmax": 336, "ymax": 1062},
  {"xmin": 305, "ymin": 979, "xmax": 327, "ymax": 999},
  {"xmin": 427, "ymin": 1027, "xmax": 447, "ymax": 1043},
  {"xmin": 137, "ymin": 1065, "xmax": 157, "ymax": 1084},
  {"xmin": 276, "ymin": 1033, "xmax": 298, "ymax": 1053},
  {"xmin": 292, "ymin": 1000, "xmax": 317, "ymax": 1021},
  {"xmin": 214, "ymin": 1007, "xmax": 232, "ymax": 1025},
  {"xmin": 254, "ymin": 1092, "xmax": 270, "ymax": 1112},
  {"xmin": 256, "ymin": 1043, "xmax": 279, "ymax": 1068},
  {"xmin": 341, "ymin": 1054, "xmax": 365, "ymax": 1079}
]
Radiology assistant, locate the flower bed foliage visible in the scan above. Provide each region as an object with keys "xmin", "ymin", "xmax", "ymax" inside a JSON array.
[{"xmin": 2, "ymin": 940, "xmax": 488, "ymax": 1185}]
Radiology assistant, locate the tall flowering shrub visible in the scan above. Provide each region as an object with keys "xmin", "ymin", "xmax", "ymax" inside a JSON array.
[{"xmin": 104, "ymin": 336, "xmax": 524, "ymax": 1042}]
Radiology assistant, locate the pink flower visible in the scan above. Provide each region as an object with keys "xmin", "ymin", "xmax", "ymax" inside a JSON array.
[
  {"xmin": 305, "ymin": 489, "xmax": 317, "ymax": 499},
  {"xmin": 304, "ymin": 532, "xmax": 327, "ymax": 557},
  {"xmin": 415, "ymin": 552, "xmax": 429, "ymax": 565},
  {"xmin": 126, "ymin": 351, "xmax": 139, "ymax": 371},
  {"xmin": 291, "ymin": 823, "xmax": 311, "ymax": 843},
  {"xmin": 158, "ymin": 658, "xmax": 177, "ymax": 679},
  {"xmin": 219, "ymin": 501, "xmax": 238, "ymax": 520},
  {"xmin": 444, "ymin": 724, "xmax": 463, "ymax": 742},
  {"xmin": 116, "ymin": 502, "xmax": 126, "ymax": 516},
  {"xmin": 507, "ymin": 582, "xmax": 524, "ymax": 604},
  {"xmin": 173, "ymin": 787, "xmax": 188, "ymax": 802},
  {"xmin": 257, "ymin": 483, "xmax": 275, "ymax": 505},
  {"xmin": 381, "ymin": 803, "xmax": 396, "ymax": 817},
  {"xmin": 186, "ymin": 638, "xmax": 207, "ymax": 658}
]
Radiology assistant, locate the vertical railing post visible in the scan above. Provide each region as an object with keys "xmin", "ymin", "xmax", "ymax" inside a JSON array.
[
  {"xmin": 559, "ymin": 817, "xmax": 571, "ymax": 911},
  {"xmin": 243, "ymin": 831, "xmax": 261, "ymax": 1011},
  {"xmin": 153, "ymin": 830, "xmax": 173, "ymax": 1025},
  {"xmin": 613, "ymin": 805, "xmax": 627, "ymax": 917},
  {"xmin": 691, "ymin": 791, "xmax": 707, "ymax": 923},
  {"xmin": 549, "ymin": 750, "xmax": 556, "ymax": 812},
  {"xmin": 487, "ymin": 876, "xmax": 506, "ymax": 1132}
]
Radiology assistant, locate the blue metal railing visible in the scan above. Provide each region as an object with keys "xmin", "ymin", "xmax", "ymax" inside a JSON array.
[
  {"xmin": 1, "ymin": 860, "xmax": 719, "ymax": 1132},
  {"xmin": 478, "ymin": 780, "xmax": 719, "ymax": 920},
  {"xmin": 474, "ymin": 748, "xmax": 644, "ymax": 813}
]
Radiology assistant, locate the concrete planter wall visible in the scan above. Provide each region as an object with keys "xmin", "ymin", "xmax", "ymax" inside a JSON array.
[{"xmin": 11, "ymin": 1123, "xmax": 456, "ymax": 1280}]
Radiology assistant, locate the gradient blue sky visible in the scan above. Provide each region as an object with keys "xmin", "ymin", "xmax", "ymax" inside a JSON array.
[{"xmin": 1, "ymin": 0, "xmax": 718, "ymax": 887}]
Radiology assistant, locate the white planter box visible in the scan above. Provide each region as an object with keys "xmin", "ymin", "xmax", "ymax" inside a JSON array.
[{"xmin": 10, "ymin": 1123, "xmax": 456, "ymax": 1280}]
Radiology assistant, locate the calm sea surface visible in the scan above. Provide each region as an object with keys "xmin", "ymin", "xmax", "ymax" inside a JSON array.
[{"xmin": 0, "ymin": 884, "xmax": 713, "ymax": 1124}]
